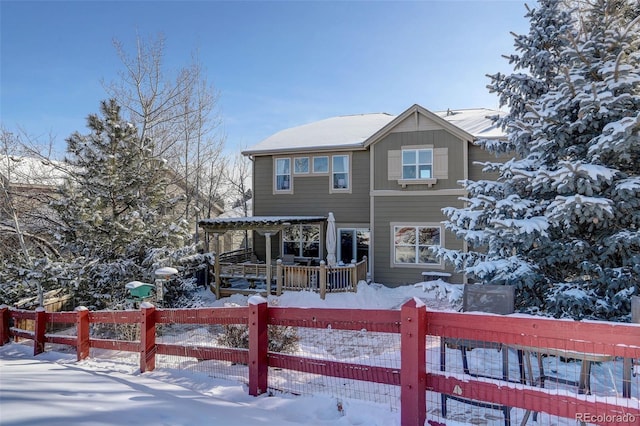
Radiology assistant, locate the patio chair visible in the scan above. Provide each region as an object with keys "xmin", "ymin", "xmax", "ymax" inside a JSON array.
[
  {"xmin": 440, "ymin": 284, "xmax": 521, "ymax": 426},
  {"xmin": 280, "ymin": 254, "xmax": 296, "ymax": 265}
]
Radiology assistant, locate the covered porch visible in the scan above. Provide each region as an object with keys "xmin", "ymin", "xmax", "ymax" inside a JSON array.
[{"xmin": 198, "ymin": 216, "xmax": 368, "ymax": 299}]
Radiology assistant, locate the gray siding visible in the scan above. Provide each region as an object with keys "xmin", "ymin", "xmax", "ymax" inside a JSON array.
[
  {"xmin": 252, "ymin": 150, "xmax": 370, "ymax": 262},
  {"xmin": 372, "ymin": 195, "xmax": 464, "ymax": 287},
  {"xmin": 468, "ymin": 144, "xmax": 503, "ymax": 182},
  {"xmin": 373, "ymin": 130, "xmax": 465, "ymax": 191},
  {"xmin": 253, "ymin": 151, "xmax": 370, "ymax": 221}
]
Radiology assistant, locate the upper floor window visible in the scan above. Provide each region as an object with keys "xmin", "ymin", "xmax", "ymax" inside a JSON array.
[
  {"xmin": 393, "ymin": 225, "xmax": 441, "ymax": 265},
  {"xmin": 294, "ymin": 157, "xmax": 309, "ymax": 174},
  {"xmin": 275, "ymin": 158, "xmax": 291, "ymax": 191},
  {"xmin": 313, "ymin": 156, "xmax": 329, "ymax": 173},
  {"xmin": 402, "ymin": 149, "xmax": 433, "ymax": 179},
  {"xmin": 332, "ymin": 155, "xmax": 349, "ymax": 190}
]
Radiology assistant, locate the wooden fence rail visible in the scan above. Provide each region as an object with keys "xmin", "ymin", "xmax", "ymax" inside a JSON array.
[{"xmin": 1, "ymin": 300, "xmax": 639, "ymax": 426}]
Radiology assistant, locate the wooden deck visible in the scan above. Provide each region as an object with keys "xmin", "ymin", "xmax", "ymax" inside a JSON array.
[{"xmin": 211, "ymin": 256, "xmax": 368, "ymax": 299}]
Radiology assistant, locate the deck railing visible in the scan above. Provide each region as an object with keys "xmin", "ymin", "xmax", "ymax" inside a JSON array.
[
  {"xmin": 215, "ymin": 256, "xmax": 368, "ymax": 299},
  {"xmin": 276, "ymin": 257, "xmax": 367, "ymax": 297}
]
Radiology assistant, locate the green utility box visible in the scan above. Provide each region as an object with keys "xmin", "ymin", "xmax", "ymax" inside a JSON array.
[{"xmin": 125, "ymin": 281, "xmax": 155, "ymax": 301}]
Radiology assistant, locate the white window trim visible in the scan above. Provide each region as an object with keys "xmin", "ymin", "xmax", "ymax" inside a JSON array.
[
  {"xmin": 330, "ymin": 154, "xmax": 351, "ymax": 194},
  {"xmin": 337, "ymin": 227, "xmax": 371, "ymax": 267},
  {"xmin": 274, "ymin": 157, "xmax": 293, "ymax": 194},
  {"xmin": 312, "ymin": 156, "xmax": 329, "ymax": 174},
  {"xmin": 402, "ymin": 147, "xmax": 434, "ymax": 180},
  {"xmin": 390, "ymin": 222, "xmax": 444, "ymax": 268}
]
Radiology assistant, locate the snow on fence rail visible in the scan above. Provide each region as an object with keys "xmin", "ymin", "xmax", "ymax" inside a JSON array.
[{"xmin": 1, "ymin": 301, "xmax": 639, "ymax": 426}]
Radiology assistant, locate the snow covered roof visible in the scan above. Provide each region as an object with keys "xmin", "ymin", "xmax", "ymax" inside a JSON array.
[
  {"xmin": 243, "ymin": 113, "xmax": 396, "ymax": 155},
  {"xmin": 0, "ymin": 155, "xmax": 68, "ymax": 187},
  {"xmin": 434, "ymin": 108, "xmax": 505, "ymax": 139},
  {"xmin": 243, "ymin": 105, "xmax": 505, "ymax": 156},
  {"xmin": 199, "ymin": 216, "xmax": 327, "ymax": 232}
]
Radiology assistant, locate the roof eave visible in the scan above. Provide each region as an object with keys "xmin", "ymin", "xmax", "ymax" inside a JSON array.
[{"xmin": 242, "ymin": 143, "xmax": 367, "ymax": 157}]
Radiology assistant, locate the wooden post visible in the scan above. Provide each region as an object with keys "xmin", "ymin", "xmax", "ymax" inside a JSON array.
[
  {"xmin": 34, "ymin": 307, "xmax": 46, "ymax": 356},
  {"xmin": 400, "ymin": 298, "xmax": 427, "ymax": 426},
  {"xmin": 0, "ymin": 306, "xmax": 10, "ymax": 345},
  {"xmin": 75, "ymin": 306, "xmax": 90, "ymax": 361},
  {"xmin": 248, "ymin": 297, "xmax": 268, "ymax": 396},
  {"xmin": 213, "ymin": 233, "xmax": 221, "ymax": 300},
  {"xmin": 276, "ymin": 259, "xmax": 283, "ymax": 296},
  {"xmin": 319, "ymin": 261, "xmax": 327, "ymax": 300},
  {"xmin": 265, "ymin": 232, "xmax": 272, "ymax": 295},
  {"xmin": 350, "ymin": 261, "xmax": 357, "ymax": 292},
  {"xmin": 139, "ymin": 303, "xmax": 156, "ymax": 373}
]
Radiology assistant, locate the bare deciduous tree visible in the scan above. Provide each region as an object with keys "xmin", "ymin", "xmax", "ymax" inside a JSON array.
[{"xmin": 103, "ymin": 34, "xmax": 227, "ymax": 236}]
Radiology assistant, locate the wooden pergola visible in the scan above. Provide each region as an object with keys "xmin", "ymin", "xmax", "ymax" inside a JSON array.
[{"xmin": 198, "ymin": 216, "xmax": 326, "ymax": 298}]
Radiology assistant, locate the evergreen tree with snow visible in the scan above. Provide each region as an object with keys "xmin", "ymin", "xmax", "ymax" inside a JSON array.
[
  {"xmin": 53, "ymin": 100, "xmax": 193, "ymax": 309},
  {"xmin": 439, "ymin": 0, "xmax": 640, "ymax": 320}
]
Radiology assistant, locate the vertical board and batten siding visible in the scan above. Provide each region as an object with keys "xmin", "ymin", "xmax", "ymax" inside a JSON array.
[
  {"xmin": 372, "ymin": 195, "xmax": 464, "ymax": 286},
  {"xmin": 369, "ymin": 127, "xmax": 467, "ymax": 286},
  {"xmin": 373, "ymin": 130, "xmax": 465, "ymax": 191},
  {"xmin": 252, "ymin": 152, "xmax": 370, "ymax": 261}
]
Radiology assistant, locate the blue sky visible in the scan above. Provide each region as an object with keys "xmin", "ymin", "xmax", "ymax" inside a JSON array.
[{"xmin": 1, "ymin": 0, "xmax": 530, "ymax": 157}]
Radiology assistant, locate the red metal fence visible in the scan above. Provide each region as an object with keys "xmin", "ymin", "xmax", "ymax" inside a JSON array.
[{"xmin": 1, "ymin": 300, "xmax": 639, "ymax": 425}]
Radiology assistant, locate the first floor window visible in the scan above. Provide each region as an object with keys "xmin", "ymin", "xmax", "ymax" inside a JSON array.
[
  {"xmin": 283, "ymin": 224, "xmax": 320, "ymax": 258},
  {"xmin": 332, "ymin": 155, "xmax": 349, "ymax": 189},
  {"xmin": 275, "ymin": 158, "xmax": 291, "ymax": 191},
  {"xmin": 402, "ymin": 148, "xmax": 432, "ymax": 179},
  {"xmin": 394, "ymin": 225, "xmax": 440, "ymax": 265}
]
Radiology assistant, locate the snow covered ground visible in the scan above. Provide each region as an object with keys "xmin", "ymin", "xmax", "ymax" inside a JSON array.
[{"xmin": 0, "ymin": 281, "xmax": 637, "ymax": 425}]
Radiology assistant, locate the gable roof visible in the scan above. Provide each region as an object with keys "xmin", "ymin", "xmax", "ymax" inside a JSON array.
[
  {"xmin": 242, "ymin": 104, "xmax": 504, "ymax": 156},
  {"xmin": 243, "ymin": 113, "xmax": 395, "ymax": 156}
]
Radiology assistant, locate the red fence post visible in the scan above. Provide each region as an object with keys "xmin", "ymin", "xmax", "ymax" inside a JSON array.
[
  {"xmin": 400, "ymin": 298, "xmax": 427, "ymax": 426},
  {"xmin": 76, "ymin": 307, "xmax": 90, "ymax": 361},
  {"xmin": 34, "ymin": 307, "xmax": 46, "ymax": 356},
  {"xmin": 140, "ymin": 303, "xmax": 156, "ymax": 373},
  {"xmin": 0, "ymin": 306, "xmax": 10, "ymax": 345},
  {"xmin": 248, "ymin": 296, "xmax": 268, "ymax": 396}
]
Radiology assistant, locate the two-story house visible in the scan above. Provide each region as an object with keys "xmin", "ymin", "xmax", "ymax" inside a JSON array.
[{"xmin": 241, "ymin": 104, "xmax": 505, "ymax": 286}]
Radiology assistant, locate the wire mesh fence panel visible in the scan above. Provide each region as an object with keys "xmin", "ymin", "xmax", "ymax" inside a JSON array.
[
  {"xmin": 43, "ymin": 314, "xmax": 77, "ymax": 354},
  {"xmin": 427, "ymin": 320, "xmax": 640, "ymax": 426},
  {"xmin": 154, "ymin": 307, "xmax": 250, "ymax": 382},
  {"xmin": 267, "ymin": 326, "xmax": 402, "ymax": 410},
  {"xmin": 156, "ymin": 323, "xmax": 246, "ymax": 380}
]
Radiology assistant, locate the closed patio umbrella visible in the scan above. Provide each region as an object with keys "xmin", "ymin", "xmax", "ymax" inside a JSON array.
[{"xmin": 326, "ymin": 212, "xmax": 337, "ymax": 266}]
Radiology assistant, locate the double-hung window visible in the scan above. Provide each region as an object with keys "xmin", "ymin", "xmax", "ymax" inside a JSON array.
[
  {"xmin": 332, "ymin": 155, "xmax": 349, "ymax": 190},
  {"xmin": 402, "ymin": 148, "xmax": 433, "ymax": 179},
  {"xmin": 275, "ymin": 158, "xmax": 291, "ymax": 191},
  {"xmin": 393, "ymin": 224, "xmax": 441, "ymax": 265}
]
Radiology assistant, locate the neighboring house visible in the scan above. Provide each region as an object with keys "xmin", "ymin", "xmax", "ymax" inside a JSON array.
[
  {"xmin": 0, "ymin": 155, "xmax": 223, "ymax": 253},
  {"xmin": 0, "ymin": 155, "xmax": 67, "ymax": 254},
  {"xmin": 215, "ymin": 199, "xmax": 253, "ymax": 253},
  {"xmin": 241, "ymin": 104, "xmax": 505, "ymax": 286}
]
